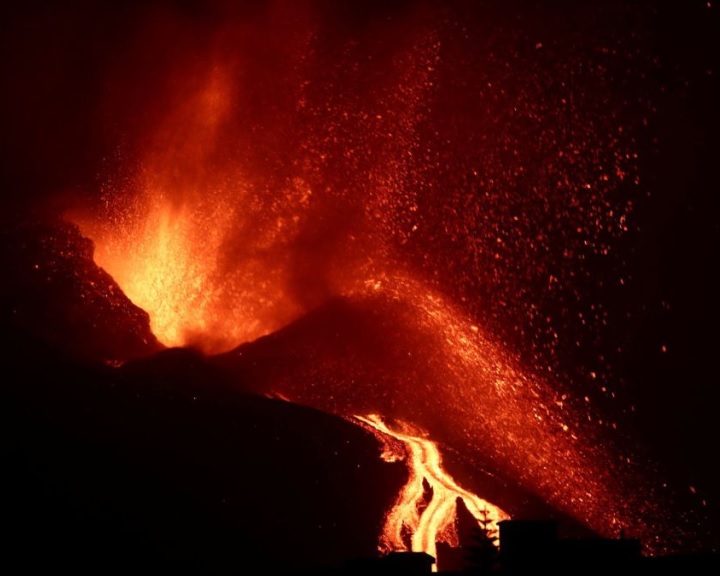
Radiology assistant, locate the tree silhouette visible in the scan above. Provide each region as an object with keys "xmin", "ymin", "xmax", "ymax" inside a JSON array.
[{"xmin": 455, "ymin": 497, "xmax": 498, "ymax": 573}]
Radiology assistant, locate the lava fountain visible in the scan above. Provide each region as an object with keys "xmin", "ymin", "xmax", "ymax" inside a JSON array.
[
  {"xmin": 75, "ymin": 62, "xmax": 314, "ymax": 352},
  {"xmin": 69, "ymin": 0, "xmax": 693, "ymax": 556}
]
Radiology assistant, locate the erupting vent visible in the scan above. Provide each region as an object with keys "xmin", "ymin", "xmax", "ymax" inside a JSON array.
[{"xmin": 57, "ymin": 0, "xmax": 708, "ymax": 556}]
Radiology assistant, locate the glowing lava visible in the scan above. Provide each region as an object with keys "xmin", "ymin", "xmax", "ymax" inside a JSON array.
[
  {"xmin": 356, "ymin": 414, "xmax": 508, "ymax": 565},
  {"xmin": 68, "ymin": 0, "xmax": 694, "ymax": 556},
  {"xmin": 251, "ymin": 275, "xmax": 664, "ymax": 552},
  {"xmin": 89, "ymin": 197, "xmax": 232, "ymax": 348},
  {"xmin": 74, "ymin": 63, "xmax": 314, "ymax": 353}
]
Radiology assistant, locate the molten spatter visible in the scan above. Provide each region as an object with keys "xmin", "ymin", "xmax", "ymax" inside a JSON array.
[
  {"xmin": 259, "ymin": 274, "xmax": 665, "ymax": 551},
  {"xmin": 78, "ymin": 188, "xmax": 305, "ymax": 352},
  {"xmin": 74, "ymin": 62, "xmax": 315, "ymax": 353},
  {"xmin": 68, "ymin": 0, "xmax": 700, "ymax": 555},
  {"xmin": 356, "ymin": 414, "xmax": 509, "ymax": 566},
  {"xmin": 87, "ymin": 196, "xmax": 232, "ymax": 349}
]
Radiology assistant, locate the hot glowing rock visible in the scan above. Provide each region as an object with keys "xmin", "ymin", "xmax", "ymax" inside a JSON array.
[{"xmin": 356, "ymin": 414, "xmax": 509, "ymax": 565}]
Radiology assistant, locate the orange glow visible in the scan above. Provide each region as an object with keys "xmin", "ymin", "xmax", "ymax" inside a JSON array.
[
  {"xmin": 86, "ymin": 197, "xmax": 238, "ymax": 349},
  {"xmin": 80, "ymin": 183, "xmax": 307, "ymax": 353},
  {"xmin": 258, "ymin": 273, "xmax": 667, "ymax": 552},
  {"xmin": 68, "ymin": 5, "xmax": 680, "ymax": 554},
  {"xmin": 356, "ymin": 414, "xmax": 509, "ymax": 567},
  {"xmin": 74, "ymin": 63, "xmax": 314, "ymax": 353}
]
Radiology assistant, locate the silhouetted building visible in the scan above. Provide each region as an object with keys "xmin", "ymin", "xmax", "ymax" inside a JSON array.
[
  {"xmin": 436, "ymin": 541, "xmax": 467, "ymax": 572},
  {"xmin": 498, "ymin": 519, "xmax": 558, "ymax": 570},
  {"xmin": 557, "ymin": 536, "xmax": 641, "ymax": 569},
  {"xmin": 381, "ymin": 552, "xmax": 435, "ymax": 574},
  {"xmin": 642, "ymin": 552, "xmax": 720, "ymax": 574},
  {"xmin": 344, "ymin": 551, "xmax": 435, "ymax": 574},
  {"xmin": 496, "ymin": 519, "xmax": 642, "ymax": 574}
]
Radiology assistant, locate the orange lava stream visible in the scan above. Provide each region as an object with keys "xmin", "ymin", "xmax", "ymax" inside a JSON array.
[{"xmin": 356, "ymin": 414, "xmax": 509, "ymax": 566}]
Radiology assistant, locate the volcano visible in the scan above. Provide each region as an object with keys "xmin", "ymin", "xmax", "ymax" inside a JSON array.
[
  {"xmin": 2, "ymin": 0, "xmax": 719, "ymax": 571},
  {"xmin": 0, "ymin": 332, "xmax": 402, "ymax": 573},
  {"xmin": 0, "ymin": 222, "xmax": 593, "ymax": 572}
]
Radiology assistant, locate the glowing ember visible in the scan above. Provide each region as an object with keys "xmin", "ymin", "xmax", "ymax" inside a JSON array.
[
  {"xmin": 77, "ymin": 188, "xmax": 305, "ymax": 352},
  {"xmin": 67, "ymin": 0, "xmax": 700, "ymax": 555},
  {"xmin": 257, "ymin": 274, "xmax": 666, "ymax": 552},
  {"xmin": 74, "ymin": 63, "xmax": 313, "ymax": 353},
  {"xmin": 356, "ymin": 414, "xmax": 509, "ymax": 565},
  {"xmin": 89, "ymin": 198, "xmax": 231, "ymax": 348}
]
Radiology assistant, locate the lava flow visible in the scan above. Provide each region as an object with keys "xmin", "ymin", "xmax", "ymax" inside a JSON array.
[
  {"xmin": 66, "ymin": 0, "xmax": 699, "ymax": 557},
  {"xmin": 356, "ymin": 414, "xmax": 508, "ymax": 565},
  {"xmin": 239, "ymin": 274, "xmax": 665, "ymax": 552}
]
